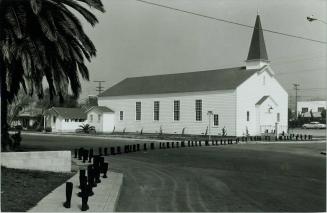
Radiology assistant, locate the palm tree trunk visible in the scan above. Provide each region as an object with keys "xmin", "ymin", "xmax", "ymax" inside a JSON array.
[{"xmin": 0, "ymin": 59, "xmax": 10, "ymax": 151}]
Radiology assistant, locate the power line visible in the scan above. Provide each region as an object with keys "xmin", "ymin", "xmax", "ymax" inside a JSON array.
[
  {"xmin": 135, "ymin": 0, "xmax": 327, "ymax": 44},
  {"xmin": 93, "ymin": 81, "xmax": 106, "ymax": 95},
  {"xmin": 275, "ymin": 67, "xmax": 326, "ymax": 76},
  {"xmin": 287, "ymin": 87, "xmax": 327, "ymax": 91},
  {"xmin": 298, "ymin": 87, "xmax": 327, "ymax": 91},
  {"xmin": 273, "ymin": 56, "xmax": 326, "ymax": 65}
]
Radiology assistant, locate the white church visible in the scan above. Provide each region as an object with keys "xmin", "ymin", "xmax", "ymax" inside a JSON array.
[{"xmin": 95, "ymin": 15, "xmax": 288, "ymax": 136}]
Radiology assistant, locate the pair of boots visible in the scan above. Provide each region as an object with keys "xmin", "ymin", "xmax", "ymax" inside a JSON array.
[{"xmin": 63, "ymin": 182, "xmax": 88, "ymax": 211}]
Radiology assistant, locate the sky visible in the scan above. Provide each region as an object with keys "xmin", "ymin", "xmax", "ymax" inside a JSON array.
[{"xmin": 79, "ymin": 0, "xmax": 327, "ymax": 108}]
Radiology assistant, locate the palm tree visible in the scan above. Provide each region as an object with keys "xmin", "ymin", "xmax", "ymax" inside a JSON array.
[
  {"xmin": 0, "ymin": 0, "xmax": 104, "ymax": 150},
  {"xmin": 77, "ymin": 124, "xmax": 96, "ymax": 134}
]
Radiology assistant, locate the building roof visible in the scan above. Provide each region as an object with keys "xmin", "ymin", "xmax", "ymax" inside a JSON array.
[
  {"xmin": 48, "ymin": 107, "xmax": 87, "ymax": 119},
  {"xmin": 255, "ymin": 96, "xmax": 269, "ymax": 105},
  {"xmin": 18, "ymin": 108, "xmax": 43, "ymax": 118},
  {"xmin": 99, "ymin": 66, "xmax": 259, "ymax": 97},
  {"xmin": 247, "ymin": 15, "xmax": 268, "ymax": 61},
  {"xmin": 85, "ymin": 106, "xmax": 114, "ymax": 113}
]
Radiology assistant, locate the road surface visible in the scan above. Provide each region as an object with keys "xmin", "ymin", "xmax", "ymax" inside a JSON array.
[{"xmin": 20, "ymin": 134, "xmax": 326, "ymax": 212}]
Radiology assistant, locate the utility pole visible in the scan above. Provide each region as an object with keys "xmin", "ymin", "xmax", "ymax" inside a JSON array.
[
  {"xmin": 293, "ymin": 83, "xmax": 300, "ymax": 118},
  {"xmin": 94, "ymin": 81, "xmax": 106, "ymax": 95}
]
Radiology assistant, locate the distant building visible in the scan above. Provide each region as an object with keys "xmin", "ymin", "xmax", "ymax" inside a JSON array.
[
  {"xmin": 97, "ymin": 15, "xmax": 288, "ymax": 136},
  {"xmin": 45, "ymin": 107, "xmax": 87, "ymax": 132},
  {"xmin": 12, "ymin": 108, "xmax": 43, "ymax": 129},
  {"xmin": 85, "ymin": 106, "xmax": 115, "ymax": 132},
  {"xmin": 44, "ymin": 96, "xmax": 114, "ymax": 132},
  {"xmin": 297, "ymin": 101, "xmax": 326, "ymax": 118}
]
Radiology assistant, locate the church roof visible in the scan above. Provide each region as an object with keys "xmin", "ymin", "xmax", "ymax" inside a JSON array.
[
  {"xmin": 99, "ymin": 66, "xmax": 259, "ymax": 97},
  {"xmin": 247, "ymin": 15, "xmax": 269, "ymax": 61}
]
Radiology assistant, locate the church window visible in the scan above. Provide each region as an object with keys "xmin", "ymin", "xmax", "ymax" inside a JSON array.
[{"xmin": 195, "ymin": 100, "xmax": 202, "ymax": 121}]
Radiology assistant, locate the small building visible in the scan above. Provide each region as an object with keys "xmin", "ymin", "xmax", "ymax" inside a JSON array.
[
  {"xmin": 12, "ymin": 108, "xmax": 43, "ymax": 129},
  {"xmin": 85, "ymin": 106, "xmax": 115, "ymax": 132},
  {"xmin": 98, "ymin": 15, "xmax": 288, "ymax": 136},
  {"xmin": 297, "ymin": 101, "xmax": 326, "ymax": 118},
  {"xmin": 45, "ymin": 107, "xmax": 86, "ymax": 132},
  {"xmin": 45, "ymin": 105, "xmax": 114, "ymax": 133}
]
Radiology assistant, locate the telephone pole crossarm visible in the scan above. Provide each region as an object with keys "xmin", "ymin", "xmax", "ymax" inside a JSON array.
[{"xmin": 94, "ymin": 80, "xmax": 106, "ymax": 95}]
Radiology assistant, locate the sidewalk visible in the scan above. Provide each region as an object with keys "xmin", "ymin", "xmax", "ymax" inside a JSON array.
[{"xmin": 29, "ymin": 159, "xmax": 123, "ymax": 212}]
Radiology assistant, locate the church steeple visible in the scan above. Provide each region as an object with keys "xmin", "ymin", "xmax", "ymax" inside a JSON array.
[{"xmin": 246, "ymin": 15, "xmax": 269, "ymax": 70}]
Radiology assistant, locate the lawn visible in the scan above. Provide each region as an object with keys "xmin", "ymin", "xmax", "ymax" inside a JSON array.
[{"xmin": 1, "ymin": 167, "xmax": 75, "ymax": 212}]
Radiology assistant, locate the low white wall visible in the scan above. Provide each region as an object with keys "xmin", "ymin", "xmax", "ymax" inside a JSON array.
[{"xmin": 1, "ymin": 151, "xmax": 71, "ymax": 172}]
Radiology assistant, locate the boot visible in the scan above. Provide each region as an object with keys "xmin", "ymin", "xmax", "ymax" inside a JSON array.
[
  {"xmin": 95, "ymin": 166, "xmax": 101, "ymax": 183},
  {"xmin": 63, "ymin": 182, "xmax": 73, "ymax": 208},
  {"xmin": 78, "ymin": 147, "xmax": 84, "ymax": 160},
  {"xmin": 103, "ymin": 162, "xmax": 108, "ymax": 178},
  {"xmin": 117, "ymin": 146, "xmax": 121, "ymax": 154},
  {"xmin": 88, "ymin": 148, "xmax": 93, "ymax": 163},
  {"xmin": 110, "ymin": 147, "xmax": 115, "ymax": 155},
  {"xmin": 87, "ymin": 183, "xmax": 94, "ymax": 197},
  {"xmin": 81, "ymin": 194, "xmax": 89, "ymax": 211},
  {"xmin": 83, "ymin": 150, "xmax": 88, "ymax": 163},
  {"xmin": 87, "ymin": 165, "xmax": 95, "ymax": 193},
  {"xmin": 74, "ymin": 149, "xmax": 78, "ymax": 158},
  {"xmin": 79, "ymin": 170, "xmax": 86, "ymax": 189},
  {"xmin": 99, "ymin": 157, "xmax": 105, "ymax": 173},
  {"xmin": 99, "ymin": 147, "xmax": 102, "ymax": 156},
  {"xmin": 78, "ymin": 176, "xmax": 87, "ymax": 197},
  {"xmin": 80, "ymin": 185, "xmax": 89, "ymax": 211},
  {"xmin": 93, "ymin": 155, "xmax": 100, "ymax": 168}
]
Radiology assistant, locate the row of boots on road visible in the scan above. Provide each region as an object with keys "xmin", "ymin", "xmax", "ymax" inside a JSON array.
[
  {"xmin": 63, "ymin": 155, "xmax": 109, "ymax": 211},
  {"xmin": 73, "ymin": 132, "xmax": 314, "ymax": 161},
  {"xmin": 74, "ymin": 143, "xmax": 155, "ymax": 159}
]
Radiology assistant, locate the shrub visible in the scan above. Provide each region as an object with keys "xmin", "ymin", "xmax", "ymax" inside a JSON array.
[
  {"xmin": 76, "ymin": 124, "xmax": 95, "ymax": 134},
  {"xmin": 11, "ymin": 131, "xmax": 22, "ymax": 150}
]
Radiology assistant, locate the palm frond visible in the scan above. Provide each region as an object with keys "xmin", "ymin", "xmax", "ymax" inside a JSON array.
[
  {"xmin": 76, "ymin": 0, "xmax": 105, "ymax": 12},
  {"xmin": 30, "ymin": 0, "xmax": 42, "ymax": 15},
  {"xmin": 5, "ymin": 7, "xmax": 23, "ymax": 39},
  {"xmin": 59, "ymin": 0, "xmax": 99, "ymax": 26},
  {"xmin": 37, "ymin": 12, "xmax": 58, "ymax": 41}
]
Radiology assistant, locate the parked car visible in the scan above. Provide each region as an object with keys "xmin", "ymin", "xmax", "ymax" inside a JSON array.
[{"xmin": 302, "ymin": 121, "xmax": 326, "ymax": 129}]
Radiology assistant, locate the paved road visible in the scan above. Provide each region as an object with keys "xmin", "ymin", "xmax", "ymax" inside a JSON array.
[
  {"xmin": 21, "ymin": 134, "xmax": 326, "ymax": 212},
  {"xmin": 20, "ymin": 134, "xmax": 155, "ymax": 152}
]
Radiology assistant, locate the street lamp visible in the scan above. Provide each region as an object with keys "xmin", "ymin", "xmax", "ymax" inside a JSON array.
[{"xmin": 307, "ymin": 15, "xmax": 327, "ymax": 24}]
